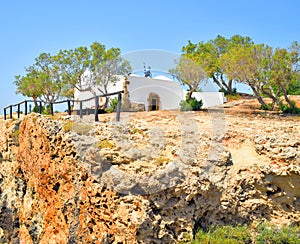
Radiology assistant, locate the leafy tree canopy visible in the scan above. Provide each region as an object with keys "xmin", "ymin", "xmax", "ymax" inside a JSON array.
[
  {"xmin": 169, "ymin": 56, "xmax": 207, "ymax": 99},
  {"xmin": 182, "ymin": 35, "xmax": 254, "ymax": 94},
  {"xmin": 181, "ymin": 35, "xmax": 300, "ymax": 113},
  {"xmin": 14, "ymin": 42, "xmax": 131, "ymax": 109}
]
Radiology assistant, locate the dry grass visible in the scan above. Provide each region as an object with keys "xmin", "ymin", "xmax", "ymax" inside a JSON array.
[{"xmin": 98, "ymin": 139, "xmax": 115, "ymax": 149}]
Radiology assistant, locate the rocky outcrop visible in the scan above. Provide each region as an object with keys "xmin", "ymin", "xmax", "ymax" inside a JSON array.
[
  {"xmin": 0, "ymin": 111, "xmax": 299, "ymax": 243},
  {"xmin": 254, "ymin": 133, "xmax": 299, "ymax": 162}
]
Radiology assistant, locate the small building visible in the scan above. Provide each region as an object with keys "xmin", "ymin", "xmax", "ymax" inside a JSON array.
[{"xmin": 73, "ymin": 74, "xmax": 226, "ymax": 112}]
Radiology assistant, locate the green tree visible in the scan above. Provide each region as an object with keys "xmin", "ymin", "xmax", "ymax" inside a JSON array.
[
  {"xmin": 220, "ymin": 43, "xmax": 268, "ymax": 107},
  {"xmin": 55, "ymin": 46, "xmax": 91, "ymax": 92},
  {"xmin": 89, "ymin": 44, "xmax": 131, "ymax": 108},
  {"xmin": 269, "ymin": 46, "xmax": 299, "ymax": 111},
  {"xmin": 182, "ymin": 35, "xmax": 299, "ymax": 113},
  {"xmin": 169, "ymin": 56, "xmax": 207, "ymax": 100},
  {"xmin": 55, "ymin": 42, "xmax": 131, "ymax": 108},
  {"xmin": 14, "ymin": 70, "xmax": 43, "ymax": 107},
  {"xmin": 14, "ymin": 53, "xmax": 70, "ymax": 109},
  {"xmin": 182, "ymin": 35, "xmax": 253, "ymax": 94},
  {"xmin": 287, "ymin": 42, "xmax": 300, "ymax": 95},
  {"xmin": 14, "ymin": 42, "xmax": 131, "ymax": 110},
  {"xmin": 287, "ymin": 78, "xmax": 300, "ymax": 95},
  {"xmin": 221, "ymin": 41, "xmax": 299, "ymax": 112}
]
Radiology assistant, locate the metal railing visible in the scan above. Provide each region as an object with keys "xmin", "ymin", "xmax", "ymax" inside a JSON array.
[{"xmin": 3, "ymin": 91, "xmax": 123, "ymax": 122}]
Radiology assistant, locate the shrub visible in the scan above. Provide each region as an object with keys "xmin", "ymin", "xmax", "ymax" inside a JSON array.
[
  {"xmin": 32, "ymin": 104, "xmax": 51, "ymax": 115},
  {"xmin": 260, "ymin": 103, "xmax": 273, "ymax": 111},
  {"xmin": 110, "ymin": 97, "xmax": 118, "ymax": 111},
  {"xmin": 226, "ymin": 93, "xmax": 241, "ymax": 101},
  {"xmin": 279, "ymin": 100, "xmax": 300, "ymax": 114},
  {"xmin": 106, "ymin": 97, "xmax": 123, "ymax": 113},
  {"xmin": 42, "ymin": 105, "xmax": 52, "ymax": 115},
  {"xmin": 219, "ymin": 88, "xmax": 237, "ymax": 95},
  {"xmin": 32, "ymin": 105, "xmax": 42, "ymax": 113},
  {"xmin": 180, "ymin": 97, "xmax": 203, "ymax": 111}
]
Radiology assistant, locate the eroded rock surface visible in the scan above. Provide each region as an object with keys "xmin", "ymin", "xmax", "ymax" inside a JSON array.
[{"xmin": 0, "ymin": 109, "xmax": 299, "ymax": 243}]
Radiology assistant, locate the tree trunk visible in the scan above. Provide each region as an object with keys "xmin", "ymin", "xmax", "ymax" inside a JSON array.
[
  {"xmin": 281, "ymin": 85, "xmax": 295, "ymax": 110},
  {"xmin": 227, "ymin": 79, "xmax": 233, "ymax": 93},
  {"xmin": 250, "ymin": 85, "xmax": 268, "ymax": 108},
  {"xmin": 212, "ymin": 75, "xmax": 233, "ymax": 93},
  {"xmin": 261, "ymin": 86, "xmax": 280, "ymax": 110},
  {"xmin": 187, "ymin": 86, "xmax": 195, "ymax": 100},
  {"xmin": 256, "ymin": 93, "xmax": 267, "ymax": 107},
  {"xmin": 212, "ymin": 75, "xmax": 224, "ymax": 91},
  {"xmin": 103, "ymin": 97, "xmax": 109, "ymax": 109},
  {"xmin": 102, "ymin": 86, "xmax": 109, "ymax": 109},
  {"xmin": 94, "ymin": 86, "xmax": 109, "ymax": 109},
  {"xmin": 32, "ymin": 95, "xmax": 38, "ymax": 107},
  {"xmin": 220, "ymin": 75, "xmax": 232, "ymax": 93}
]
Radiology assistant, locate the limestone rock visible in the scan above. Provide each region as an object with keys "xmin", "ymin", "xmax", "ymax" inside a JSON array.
[{"xmin": 0, "ymin": 110, "xmax": 299, "ymax": 243}]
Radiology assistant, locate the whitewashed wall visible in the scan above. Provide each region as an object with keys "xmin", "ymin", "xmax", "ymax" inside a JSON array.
[
  {"xmin": 73, "ymin": 77, "xmax": 123, "ymax": 110},
  {"xmin": 73, "ymin": 75, "xmax": 226, "ymax": 111},
  {"xmin": 191, "ymin": 92, "xmax": 226, "ymax": 108},
  {"xmin": 127, "ymin": 76, "xmax": 184, "ymax": 110}
]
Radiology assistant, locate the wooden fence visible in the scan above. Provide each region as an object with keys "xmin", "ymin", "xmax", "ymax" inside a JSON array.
[{"xmin": 3, "ymin": 91, "xmax": 123, "ymax": 122}]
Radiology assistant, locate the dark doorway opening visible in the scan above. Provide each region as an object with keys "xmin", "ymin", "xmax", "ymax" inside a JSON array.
[{"xmin": 148, "ymin": 93, "xmax": 160, "ymax": 111}]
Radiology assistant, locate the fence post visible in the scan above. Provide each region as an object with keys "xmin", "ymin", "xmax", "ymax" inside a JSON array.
[
  {"xmin": 10, "ymin": 106, "xmax": 12, "ymax": 119},
  {"xmin": 95, "ymin": 96, "xmax": 99, "ymax": 122},
  {"xmin": 4, "ymin": 108, "xmax": 6, "ymax": 120},
  {"xmin": 67, "ymin": 100, "xmax": 71, "ymax": 115},
  {"xmin": 25, "ymin": 101, "xmax": 28, "ymax": 115},
  {"xmin": 50, "ymin": 103, "xmax": 54, "ymax": 116},
  {"xmin": 39, "ymin": 102, "xmax": 42, "ymax": 114},
  {"xmin": 17, "ymin": 104, "xmax": 20, "ymax": 119},
  {"xmin": 116, "ymin": 92, "xmax": 122, "ymax": 122},
  {"xmin": 80, "ymin": 101, "xmax": 83, "ymax": 119}
]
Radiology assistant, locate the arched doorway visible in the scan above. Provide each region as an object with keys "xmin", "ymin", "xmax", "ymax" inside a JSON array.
[{"xmin": 148, "ymin": 93, "xmax": 160, "ymax": 111}]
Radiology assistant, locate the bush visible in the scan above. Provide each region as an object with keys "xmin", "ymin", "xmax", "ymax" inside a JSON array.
[
  {"xmin": 180, "ymin": 97, "xmax": 203, "ymax": 111},
  {"xmin": 219, "ymin": 88, "xmax": 237, "ymax": 95},
  {"xmin": 106, "ymin": 97, "xmax": 123, "ymax": 113},
  {"xmin": 42, "ymin": 105, "xmax": 52, "ymax": 115},
  {"xmin": 260, "ymin": 103, "xmax": 273, "ymax": 111},
  {"xmin": 32, "ymin": 105, "xmax": 42, "ymax": 113},
  {"xmin": 109, "ymin": 97, "xmax": 118, "ymax": 112},
  {"xmin": 279, "ymin": 100, "xmax": 300, "ymax": 114},
  {"xmin": 226, "ymin": 93, "xmax": 241, "ymax": 101},
  {"xmin": 32, "ymin": 104, "xmax": 52, "ymax": 115}
]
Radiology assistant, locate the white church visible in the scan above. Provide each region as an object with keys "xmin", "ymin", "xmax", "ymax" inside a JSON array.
[{"xmin": 73, "ymin": 73, "xmax": 226, "ymax": 112}]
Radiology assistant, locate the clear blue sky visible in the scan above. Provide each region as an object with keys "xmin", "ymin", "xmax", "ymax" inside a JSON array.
[{"xmin": 1, "ymin": 0, "xmax": 299, "ymax": 114}]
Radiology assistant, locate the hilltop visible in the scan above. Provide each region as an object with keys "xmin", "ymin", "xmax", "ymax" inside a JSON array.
[{"xmin": 0, "ymin": 95, "xmax": 299, "ymax": 243}]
